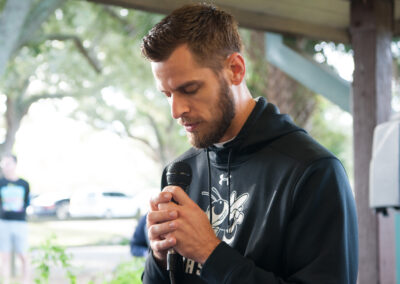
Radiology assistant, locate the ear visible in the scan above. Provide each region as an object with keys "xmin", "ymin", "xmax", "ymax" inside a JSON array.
[{"xmin": 225, "ymin": 53, "xmax": 246, "ymax": 86}]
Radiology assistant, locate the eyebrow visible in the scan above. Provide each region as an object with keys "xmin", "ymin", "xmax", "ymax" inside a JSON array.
[{"xmin": 160, "ymin": 80, "xmax": 203, "ymax": 93}]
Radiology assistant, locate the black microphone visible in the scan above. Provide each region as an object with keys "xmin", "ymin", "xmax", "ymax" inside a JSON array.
[
  {"xmin": 165, "ymin": 161, "xmax": 192, "ymax": 284},
  {"xmin": 166, "ymin": 161, "xmax": 192, "ymax": 192}
]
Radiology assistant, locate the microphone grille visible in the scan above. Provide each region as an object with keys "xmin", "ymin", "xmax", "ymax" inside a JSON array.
[{"xmin": 166, "ymin": 161, "xmax": 192, "ymax": 190}]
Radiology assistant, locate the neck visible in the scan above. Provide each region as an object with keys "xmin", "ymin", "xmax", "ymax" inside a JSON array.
[
  {"xmin": 220, "ymin": 83, "xmax": 255, "ymax": 142},
  {"xmin": 4, "ymin": 174, "xmax": 18, "ymax": 181}
]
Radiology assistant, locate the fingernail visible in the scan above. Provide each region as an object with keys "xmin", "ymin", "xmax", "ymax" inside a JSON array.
[
  {"xmin": 169, "ymin": 211, "xmax": 177, "ymax": 218},
  {"xmin": 169, "ymin": 222, "xmax": 175, "ymax": 228}
]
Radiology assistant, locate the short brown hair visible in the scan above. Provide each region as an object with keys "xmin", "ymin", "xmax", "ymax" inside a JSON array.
[{"xmin": 141, "ymin": 3, "xmax": 242, "ymax": 71}]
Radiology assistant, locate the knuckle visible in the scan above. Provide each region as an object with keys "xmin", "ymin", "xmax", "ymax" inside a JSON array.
[
  {"xmin": 148, "ymin": 225, "xmax": 157, "ymax": 235},
  {"xmin": 170, "ymin": 186, "xmax": 180, "ymax": 194},
  {"xmin": 155, "ymin": 240, "xmax": 165, "ymax": 251}
]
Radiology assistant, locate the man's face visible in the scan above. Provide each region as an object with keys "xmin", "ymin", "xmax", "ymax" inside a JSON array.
[
  {"xmin": 151, "ymin": 45, "xmax": 235, "ymax": 148},
  {"xmin": 1, "ymin": 156, "xmax": 16, "ymax": 177}
]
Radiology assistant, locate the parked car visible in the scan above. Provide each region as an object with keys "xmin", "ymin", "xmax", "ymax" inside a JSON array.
[
  {"xmin": 27, "ymin": 192, "xmax": 70, "ymax": 220},
  {"xmin": 68, "ymin": 190, "xmax": 138, "ymax": 219}
]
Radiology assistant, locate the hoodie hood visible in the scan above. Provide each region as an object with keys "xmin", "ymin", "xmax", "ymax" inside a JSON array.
[{"xmin": 208, "ymin": 97, "xmax": 304, "ymax": 166}]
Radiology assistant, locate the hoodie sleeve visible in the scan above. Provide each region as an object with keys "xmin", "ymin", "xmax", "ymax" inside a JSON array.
[
  {"xmin": 142, "ymin": 252, "xmax": 170, "ymax": 284},
  {"xmin": 200, "ymin": 158, "xmax": 358, "ymax": 284},
  {"xmin": 142, "ymin": 167, "xmax": 172, "ymax": 283}
]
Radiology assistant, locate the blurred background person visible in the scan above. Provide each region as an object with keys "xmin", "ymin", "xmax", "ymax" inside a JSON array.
[
  {"xmin": 130, "ymin": 213, "xmax": 149, "ymax": 257},
  {"xmin": 0, "ymin": 154, "xmax": 31, "ymax": 284}
]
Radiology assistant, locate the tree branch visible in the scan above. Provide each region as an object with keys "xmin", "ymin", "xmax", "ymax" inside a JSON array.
[
  {"xmin": 145, "ymin": 113, "xmax": 167, "ymax": 165},
  {"xmin": 102, "ymin": 5, "xmax": 136, "ymax": 36},
  {"xmin": 22, "ymin": 92, "xmax": 75, "ymax": 112},
  {"xmin": 47, "ymin": 34, "xmax": 102, "ymax": 74},
  {"xmin": 16, "ymin": 0, "xmax": 65, "ymax": 50}
]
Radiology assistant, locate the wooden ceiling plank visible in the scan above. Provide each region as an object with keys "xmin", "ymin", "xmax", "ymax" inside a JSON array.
[
  {"xmin": 85, "ymin": 0, "xmax": 188, "ymax": 15},
  {"xmin": 85, "ymin": 0, "xmax": 350, "ymax": 43},
  {"xmin": 223, "ymin": 0, "xmax": 348, "ymax": 14},
  {"xmin": 219, "ymin": 4, "xmax": 349, "ymax": 43},
  {"xmin": 216, "ymin": 1, "xmax": 348, "ymax": 28}
]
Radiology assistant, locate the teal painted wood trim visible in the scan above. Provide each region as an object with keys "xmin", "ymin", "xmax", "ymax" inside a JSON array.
[
  {"xmin": 265, "ymin": 33, "xmax": 351, "ymax": 113},
  {"xmin": 396, "ymin": 213, "xmax": 400, "ymax": 284}
]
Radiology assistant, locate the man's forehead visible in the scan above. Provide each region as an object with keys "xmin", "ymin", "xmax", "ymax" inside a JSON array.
[{"xmin": 151, "ymin": 52, "xmax": 211, "ymax": 91}]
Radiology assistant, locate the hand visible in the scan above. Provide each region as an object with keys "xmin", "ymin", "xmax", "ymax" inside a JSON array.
[
  {"xmin": 147, "ymin": 191, "xmax": 179, "ymax": 268},
  {"xmin": 159, "ymin": 186, "xmax": 221, "ymax": 264}
]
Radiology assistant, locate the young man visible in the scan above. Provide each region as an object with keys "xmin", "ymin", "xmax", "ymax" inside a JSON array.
[
  {"xmin": 141, "ymin": 3, "xmax": 358, "ymax": 283},
  {"xmin": 0, "ymin": 155, "xmax": 31, "ymax": 284}
]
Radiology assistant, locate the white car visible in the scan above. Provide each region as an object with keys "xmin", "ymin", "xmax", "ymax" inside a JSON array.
[
  {"xmin": 27, "ymin": 192, "xmax": 70, "ymax": 220},
  {"xmin": 68, "ymin": 191, "xmax": 138, "ymax": 219}
]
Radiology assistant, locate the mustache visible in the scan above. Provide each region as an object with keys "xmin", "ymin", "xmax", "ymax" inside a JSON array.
[{"xmin": 179, "ymin": 117, "xmax": 200, "ymax": 125}]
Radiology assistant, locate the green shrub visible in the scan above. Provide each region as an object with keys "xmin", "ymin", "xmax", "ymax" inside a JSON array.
[
  {"xmin": 102, "ymin": 257, "xmax": 145, "ymax": 284},
  {"xmin": 30, "ymin": 234, "xmax": 76, "ymax": 284}
]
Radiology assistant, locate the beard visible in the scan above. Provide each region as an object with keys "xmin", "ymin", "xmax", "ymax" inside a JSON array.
[{"xmin": 187, "ymin": 76, "xmax": 236, "ymax": 148}]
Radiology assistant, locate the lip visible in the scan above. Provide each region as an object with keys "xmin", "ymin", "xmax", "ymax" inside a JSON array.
[{"xmin": 183, "ymin": 122, "xmax": 199, "ymax": 132}]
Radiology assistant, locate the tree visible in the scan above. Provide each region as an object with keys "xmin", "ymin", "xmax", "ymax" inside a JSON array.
[
  {"xmin": 0, "ymin": 0, "xmax": 189, "ymax": 166},
  {"xmin": 59, "ymin": 3, "xmax": 189, "ymax": 167},
  {"xmin": 0, "ymin": 0, "xmax": 102, "ymax": 155}
]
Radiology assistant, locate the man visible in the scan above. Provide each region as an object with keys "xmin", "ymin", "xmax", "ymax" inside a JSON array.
[
  {"xmin": 141, "ymin": 3, "xmax": 358, "ymax": 284},
  {"xmin": 0, "ymin": 154, "xmax": 31, "ymax": 284}
]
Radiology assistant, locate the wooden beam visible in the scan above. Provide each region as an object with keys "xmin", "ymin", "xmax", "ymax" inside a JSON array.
[
  {"xmin": 222, "ymin": 5, "xmax": 349, "ymax": 43},
  {"xmin": 351, "ymin": 0, "xmax": 394, "ymax": 283},
  {"xmin": 84, "ymin": 0, "xmax": 350, "ymax": 43},
  {"xmin": 265, "ymin": 32, "xmax": 351, "ymax": 112}
]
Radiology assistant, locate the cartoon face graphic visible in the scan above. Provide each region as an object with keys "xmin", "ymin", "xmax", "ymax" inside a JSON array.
[{"xmin": 202, "ymin": 186, "xmax": 249, "ymax": 244}]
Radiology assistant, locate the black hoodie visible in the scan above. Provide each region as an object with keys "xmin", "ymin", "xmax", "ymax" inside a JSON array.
[{"xmin": 143, "ymin": 97, "xmax": 358, "ymax": 284}]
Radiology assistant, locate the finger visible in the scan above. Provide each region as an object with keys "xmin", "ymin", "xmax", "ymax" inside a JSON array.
[
  {"xmin": 149, "ymin": 191, "xmax": 173, "ymax": 211},
  {"xmin": 151, "ymin": 237, "xmax": 176, "ymax": 253},
  {"xmin": 148, "ymin": 221, "xmax": 178, "ymax": 240},
  {"xmin": 157, "ymin": 201, "xmax": 179, "ymax": 211},
  {"xmin": 147, "ymin": 210, "xmax": 178, "ymax": 226},
  {"xmin": 163, "ymin": 186, "xmax": 194, "ymax": 206}
]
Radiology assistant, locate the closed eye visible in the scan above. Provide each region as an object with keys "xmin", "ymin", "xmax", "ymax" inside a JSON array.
[{"xmin": 176, "ymin": 81, "xmax": 203, "ymax": 95}]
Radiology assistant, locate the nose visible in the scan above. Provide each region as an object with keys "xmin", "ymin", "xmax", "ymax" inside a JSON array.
[{"xmin": 170, "ymin": 93, "xmax": 190, "ymax": 119}]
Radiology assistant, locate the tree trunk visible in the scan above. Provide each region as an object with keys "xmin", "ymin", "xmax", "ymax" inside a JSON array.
[
  {"xmin": 0, "ymin": 97, "xmax": 26, "ymax": 156},
  {"xmin": 245, "ymin": 30, "xmax": 317, "ymax": 128},
  {"xmin": 0, "ymin": 0, "xmax": 34, "ymax": 78}
]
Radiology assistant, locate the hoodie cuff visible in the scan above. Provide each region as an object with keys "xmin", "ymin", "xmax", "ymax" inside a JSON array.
[
  {"xmin": 142, "ymin": 251, "xmax": 169, "ymax": 283},
  {"xmin": 201, "ymin": 241, "xmax": 244, "ymax": 283}
]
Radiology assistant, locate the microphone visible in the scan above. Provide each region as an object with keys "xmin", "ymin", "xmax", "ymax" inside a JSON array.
[
  {"xmin": 166, "ymin": 161, "xmax": 192, "ymax": 192},
  {"xmin": 165, "ymin": 161, "xmax": 192, "ymax": 283}
]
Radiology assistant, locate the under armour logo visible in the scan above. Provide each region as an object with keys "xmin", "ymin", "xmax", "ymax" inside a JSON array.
[{"xmin": 219, "ymin": 174, "xmax": 230, "ymax": 186}]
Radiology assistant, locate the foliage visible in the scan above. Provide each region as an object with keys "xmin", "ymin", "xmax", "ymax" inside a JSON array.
[
  {"xmin": 308, "ymin": 96, "xmax": 353, "ymax": 181},
  {"xmin": 101, "ymin": 258, "xmax": 145, "ymax": 284},
  {"xmin": 31, "ymin": 234, "xmax": 76, "ymax": 284},
  {"xmin": 31, "ymin": 234, "xmax": 146, "ymax": 284},
  {"xmin": 42, "ymin": 2, "xmax": 190, "ymax": 166},
  {"xmin": 0, "ymin": 0, "xmax": 190, "ymax": 166}
]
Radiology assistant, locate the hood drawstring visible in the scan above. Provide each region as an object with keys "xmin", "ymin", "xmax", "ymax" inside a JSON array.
[
  {"xmin": 206, "ymin": 148, "xmax": 233, "ymax": 229},
  {"xmin": 206, "ymin": 149, "xmax": 212, "ymax": 226},
  {"xmin": 227, "ymin": 149, "xmax": 233, "ymax": 228}
]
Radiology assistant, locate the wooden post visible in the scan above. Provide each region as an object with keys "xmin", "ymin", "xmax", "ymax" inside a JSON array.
[{"xmin": 350, "ymin": 0, "xmax": 394, "ymax": 283}]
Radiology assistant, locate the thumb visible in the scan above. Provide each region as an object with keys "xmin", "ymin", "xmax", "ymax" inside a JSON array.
[{"xmin": 163, "ymin": 185, "xmax": 192, "ymax": 206}]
